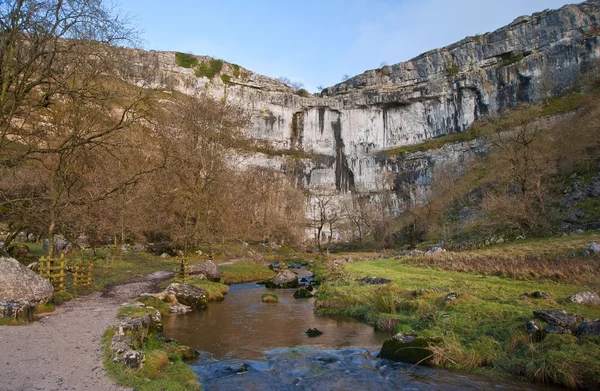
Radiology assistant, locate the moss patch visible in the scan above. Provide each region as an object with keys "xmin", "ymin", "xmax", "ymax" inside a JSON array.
[
  {"xmin": 102, "ymin": 328, "xmax": 201, "ymax": 391},
  {"xmin": 175, "ymin": 52, "xmax": 198, "ymax": 69}
]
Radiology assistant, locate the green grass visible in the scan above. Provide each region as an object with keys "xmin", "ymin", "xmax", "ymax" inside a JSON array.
[
  {"xmin": 220, "ymin": 262, "xmax": 276, "ymax": 284},
  {"xmin": 195, "ymin": 59, "xmax": 223, "ymax": 79},
  {"xmin": 175, "ymin": 52, "xmax": 198, "ymax": 69},
  {"xmin": 232, "ymin": 64, "xmax": 241, "ymax": 78},
  {"xmin": 159, "ymin": 278, "xmax": 229, "ymax": 301},
  {"xmin": 117, "ymin": 305, "xmax": 159, "ymax": 319},
  {"xmin": 315, "ymin": 257, "xmax": 600, "ymax": 388},
  {"xmin": 220, "ymin": 74, "xmax": 231, "ymax": 84},
  {"xmin": 135, "ymin": 296, "xmax": 171, "ymax": 316},
  {"xmin": 102, "ymin": 328, "xmax": 201, "ymax": 391}
]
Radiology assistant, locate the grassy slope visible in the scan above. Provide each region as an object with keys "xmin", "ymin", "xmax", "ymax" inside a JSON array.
[
  {"xmin": 220, "ymin": 262, "xmax": 276, "ymax": 284},
  {"xmin": 316, "ymin": 235, "xmax": 600, "ymax": 389}
]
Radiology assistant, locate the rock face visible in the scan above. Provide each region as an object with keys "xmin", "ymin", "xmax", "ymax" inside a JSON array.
[
  {"xmin": 379, "ymin": 333, "xmax": 433, "ymax": 364},
  {"xmin": 0, "ymin": 257, "xmax": 53, "ymax": 305},
  {"xmin": 189, "ymin": 260, "xmax": 222, "ymax": 282},
  {"xmin": 265, "ymin": 270, "xmax": 299, "ymax": 289},
  {"xmin": 567, "ymin": 291, "xmax": 600, "ymax": 305},
  {"xmin": 165, "ymin": 283, "xmax": 208, "ymax": 310},
  {"xmin": 110, "ymin": 308, "xmax": 163, "ymax": 368},
  {"xmin": 120, "ymin": 2, "xmax": 600, "ymax": 231}
]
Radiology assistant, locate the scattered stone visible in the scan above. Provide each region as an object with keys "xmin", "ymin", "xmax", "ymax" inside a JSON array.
[
  {"xmin": 581, "ymin": 249, "xmax": 591, "ymax": 257},
  {"xmin": 544, "ymin": 325, "xmax": 572, "ymax": 334},
  {"xmin": 293, "ymin": 288, "xmax": 314, "ymax": 299},
  {"xmin": 133, "ymin": 244, "xmax": 146, "ymax": 252},
  {"xmin": 525, "ymin": 320, "xmax": 540, "ymax": 333},
  {"xmin": 379, "ymin": 333, "xmax": 433, "ymax": 364},
  {"xmin": 520, "ymin": 291, "xmax": 552, "ymax": 300},
  {"xmin": 165, "ymin": 283, "xmax": 208, "ymax": 310},
  {"xmin": 189, "ymin": 260, "xmax": 222, "ymax": 282},
  {"xmin": 568, "ymin": 252, "xmax": 576, "ymax": 258},
  {"xmin": 589, "ymin": 242, "xmax": 600, "ymax": 254},
  {"xmin": 445, "ymin": 292, "xmax": 459, "ymax": 302},
  {"xmin": 261, "ymin": 293, "xmax": 279, "ymax": 303},
  {"xmin": 533, "ymin": 309, "xmax": 585, "ymax": 328},
  {"xmin": 305, "ymin": 328, "xmax": 323, "ymax": 338},
  {"xmin": 26, "ymin": 233, "xmax": 35, "ymax": 242},
  {"xmin": 413, "ymin": 289, "xmax": 430, "ymax": 297},
  {"xmin": 577, "ymin": 319, "xmax": 600, "ymax": 337},
  {"xmin": 265, "ymin": 269, "xmax": 298, "ymax": 289},
  {"xmin": 567, "ymin": 291, "xmax": 600, "ymax": 305},
  {"xmin": 0, "ymin": 300, "xmax": 34, "ymax": 320},
  {"xmin": 424, "ymin": 247, "xmax": 445, "ymax": 257},
  {"xmin": 42, "ymin": 239, "xmax": 49, "ymax": 252},
  {"xmin": 160, "ymin": 253, "xmax": 170, "ymax": 259},
  {"xmin": 360, "ymin": 276, "xmax": 392, "ymax": 285},
  {"xmin": 75, "ymin": 235, "xmax": 90, "ymax": 249}
]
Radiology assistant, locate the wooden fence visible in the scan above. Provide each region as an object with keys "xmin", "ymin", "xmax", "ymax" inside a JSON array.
[
  {"xmin": 73, "ymin": 262, "xmax": 93, "ymax": 287},
  {"xmin": 38, "ymin": 254, "xmax": 65, "ymax": 292}
]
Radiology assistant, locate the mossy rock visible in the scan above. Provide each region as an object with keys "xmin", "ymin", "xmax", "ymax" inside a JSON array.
[
  {"xmin": 379, "ymin": 333, "xmax": 433, "ymax": 365},
  {"xmin": 262, "ymin": 293, "xmax": 279, "ymax": 303},
  {"xmin": 293, "ymin": 288, "xmax": 314, "ymax": 299}
]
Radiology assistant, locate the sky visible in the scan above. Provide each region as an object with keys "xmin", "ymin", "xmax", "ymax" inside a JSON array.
[{"xmin": 119, "ymin": 0, "xmax": 574, "ymax": 92}]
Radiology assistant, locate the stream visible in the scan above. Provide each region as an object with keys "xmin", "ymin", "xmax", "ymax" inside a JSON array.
[{"xmin": 163, "ymin": 281, "xmax": 555, "ymax": 390}]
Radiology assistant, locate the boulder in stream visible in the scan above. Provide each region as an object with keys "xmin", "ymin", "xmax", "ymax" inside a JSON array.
[
  {"xmin": 305, "ymin": 328, "xmax": 323, "ymax": 337},
  {"xmin": 265, "ymin": 270, "xmax": 298, "ymax": 289},
  {"xmin": 379, "ymin": 333, "xmax": 434, "ymax": 365},
  {"xmin": 165, "ymin": 283, "xmax": 208, "ymax": 310},
  {"xmin": 293, "ymin": 288, "xmax": 314, "ymax": 299}
]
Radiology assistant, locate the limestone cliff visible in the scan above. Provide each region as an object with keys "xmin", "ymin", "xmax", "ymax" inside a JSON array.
[{"xmin": 126, "ymin": 1, "xmax": 600, "ymax": 212}]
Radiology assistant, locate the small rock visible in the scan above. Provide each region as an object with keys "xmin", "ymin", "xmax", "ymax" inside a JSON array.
[
  {"xmin": 379, "ymin": 333, "xmax": 434, "ymax": 364},
  {"xmin": 445, "ymin": 292, "xmax": 459, "ymax": 302},
  {"xmin": 525, "ymin": 320, "xmax": 540, "ymax": 333},
  {"xmin": 589, "ymin": 242, "xmax": 600, "ymax": 254},
  {"xmin": 532, "ymin": 291, "xmax": 552, "ymax": 300},
  {"xmin": 577, "ymin": 319, "xmax": 600, "ymax": 337},
  {"xmin": 160, "ymin": 253, "xmax": 170, "ymax": 259},
  {"xmin": 533, "ymin": 309, "xmax": 585, "ymax": 327},
  {"xmin": 165, "ymin": 283, "xmax": 208, "ymax": 310},
  {"xmin": 360, "ymin": 276, "xmax": 392, "ymax": 285},
  {"xmin": 567, "ymin": 291, "xmax": 600, "ymax": 305},
  {"xmin": 265, "ymin": 269, "xmax": 298, "ymax": 289},
  {"xmin": 305, "ymin": 328, "xmax": 323, "ymax": 337},
  {"xmin": 568, "ymin": 252, "xmax": 576, "ymax": 258},
  {"xmin": 581, "ymin": 249, "xmax": 591, "ymax": 257},
  {"xmin": 293, "ymin": 288, "xmax": 313, "ymax": 299},
  {"xmin": 544, "ymin": 325, "xmax": 572, "ymax": 334}
]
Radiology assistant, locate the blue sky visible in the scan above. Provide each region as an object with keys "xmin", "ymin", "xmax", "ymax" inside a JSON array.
[{"xmin": 119, "ymin": 0, "xmax": 573, "ymax": 92}]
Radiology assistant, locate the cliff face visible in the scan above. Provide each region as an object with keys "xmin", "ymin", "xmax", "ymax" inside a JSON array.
[{"xmin": 127, "ymin": 1, "xmax": 600, "ymax": 210}]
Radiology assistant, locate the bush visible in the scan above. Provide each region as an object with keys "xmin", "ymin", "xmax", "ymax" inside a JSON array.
[
  {"xmin": 174, "ymin": 52, "xmax": 198, "ymax": 69},
  {"xmin": 195, "ymin": 59, "xmax": 224, "ymax": 79}
]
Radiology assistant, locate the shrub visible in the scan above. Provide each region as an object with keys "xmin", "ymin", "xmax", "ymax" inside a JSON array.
[
  {"xmin": 262, "ymin": 293, "xmax": 279, "ymax": 303},
  {"xmin": 221, "ymin": 74, "xmax": 231, "ymax": 84},
  {"xmin": 232, "ymin": 64, "xmax": 241, "ymax": 78},
  {"xmin": 295, "ymin": 88, "xmax": 311, "ymax": 97},
  {"xmin": 174, "ymin": 52, "xmax": 198, "ymax": 69},
  {"xmin": 195, "ymin": 59, "xmax": 224, "ymax": 79}
]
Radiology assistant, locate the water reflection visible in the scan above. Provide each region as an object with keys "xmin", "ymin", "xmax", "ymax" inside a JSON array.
[{"xmin": 162, "ymin": 282, "xmax": 388, "ymax": 360}]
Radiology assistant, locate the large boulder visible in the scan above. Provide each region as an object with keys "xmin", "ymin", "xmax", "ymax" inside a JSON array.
[
  {"xmin": 567, "ymin": 291, "xmax": 600, "ymax": 305},
  {"xmin": 0, "ymin": 257, "xmax": 53, "ymax": 304},
  {"xmin": 54, "ymin": 235, "xmax": 71, "ymax": 253},
  {"xmin": 533, "ymin": 309, "xmax": 586, "ymax": 328},
  {"xmin": 189, "ymin": 260, "xmax": 222, "ymax": 282},
  {"xmin": 165, "ymin": 283, "xmax": 208, "ymax": 310},
  {"xmin": 379, "ymin": 333, "xmax": 433, "ymax": 364},
  {"xmin": 265, "ymin": 269, "xmax": 298, "ymax": 289}
]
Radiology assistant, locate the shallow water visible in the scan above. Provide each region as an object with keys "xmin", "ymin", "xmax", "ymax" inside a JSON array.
[
  {"xmin": 162, "ymin": 282, "xmax": 387, "ymax": 360},
  {"xmin": 163, "ymin": 281, "xmax": 556, "ymax": 390}
]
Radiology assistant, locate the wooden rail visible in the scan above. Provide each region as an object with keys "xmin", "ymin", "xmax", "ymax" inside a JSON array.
[
  {"xmin": 73, "ymin": 262, "xmax": 93, "ymax": 287},
  {"xmin": 179, "ymin": 258, "xmax": 189, "ymax": 282},
  {"xmin": 38, "ymin": 254, "xmax": 65, "ymax": 292}
]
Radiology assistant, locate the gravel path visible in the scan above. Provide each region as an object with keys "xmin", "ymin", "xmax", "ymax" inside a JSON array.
[{"xmin": 0, "ymin": 270, "xmax": 174, "ymax": 391}]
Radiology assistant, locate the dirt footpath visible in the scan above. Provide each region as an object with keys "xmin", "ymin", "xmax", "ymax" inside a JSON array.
[{"xmin": 0, "ymin": 270, "xmax": 173, "ymax": 391}]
